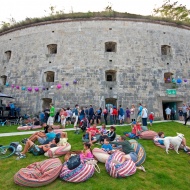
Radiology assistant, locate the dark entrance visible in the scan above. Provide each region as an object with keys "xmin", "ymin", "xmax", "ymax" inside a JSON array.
[
  {"xmin": 162, "ymin": 101, "xmax": 178, "ymax": 120},
  {"xmin": 105, "ymin": 98, "xmax": 117, "ymax": 110},
  {"xmin": 42, "ymin": 98, "xmax": 52, "ymax": 110}
]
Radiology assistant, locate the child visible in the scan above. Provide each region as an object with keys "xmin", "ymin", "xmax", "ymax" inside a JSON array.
[
  {"xmin": 99, "ymin": 124, "xmax": 107, "ymax": 135},
  {"xmin": 58, "ymin": 132, "xmax": 68, "ymax": 146},
  {"xmin": 80, "ymin": 142, "xmax": 93, "ymax": 162},
  {"xmin": 149, "ymin": 112, "xmax": 154, "ymax": 127},
  {"xmin": 125, "ymin": 121, "xmax": 142, "ymax": 138},
  {"xmin": 157, "ymin": 131, "xmax": 165, "ymax": 145},
  {"xmin": 101, "ymin": 137, "xmax": 113, "ymax": 154}
]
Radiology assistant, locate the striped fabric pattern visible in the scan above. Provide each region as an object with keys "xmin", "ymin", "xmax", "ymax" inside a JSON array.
[
  {"xmin": 139, "ymin": 130, "xmax": 158, "ymax": 140},
  {"xmin": 129, "ymin": 139, "xmax": 146, "ymax": 166},
  {"xmin": 92, "ymin": 148, "xmax": 109, "ymax": 163},
  {"xmin": 105, "ymin": 151, "xmax": 136, "ymax": 178},
  {"xmin": 44, "ymin": 143, "xmax": 71, "ymax": 158},
  {"xmin": 60, "ymin": 162, "xmax": 95, "ymax": 182},
  {"xmin": 153, "ymin": 136, "xmax": 174, "ymax": 149},
  {"xmin": 14, "ymin": 158, "xmax": 62, "ymax": 187}
]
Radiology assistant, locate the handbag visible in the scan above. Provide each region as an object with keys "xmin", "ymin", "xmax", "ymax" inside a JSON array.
[
  {"xmin": 67, "ymin": 154, "xmax": 81, "ymax": 170},
  {"xmin": 85, "ymin": 159, "xmax": 100, "ymax": 173}
]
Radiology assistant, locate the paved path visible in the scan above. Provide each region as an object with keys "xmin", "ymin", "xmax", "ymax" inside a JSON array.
[{"xmin": 0, "ymin": 120, "xmax": 188, "ymax": 137}]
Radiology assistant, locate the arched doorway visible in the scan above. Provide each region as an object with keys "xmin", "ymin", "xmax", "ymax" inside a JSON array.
[
  {"xmin": 105, "ymin": 98, "xmax": 117, "ymax": 110},
  {"xmin": 42, "ymin": 98, "xmax": 52, "ymax": 110}
]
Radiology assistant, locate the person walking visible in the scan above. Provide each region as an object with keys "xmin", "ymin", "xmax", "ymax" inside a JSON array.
[
  {"xmin": 47, "ymin": 103, "xmax": 55, "ymax": 126},
  {"xmin": 165, "ymin": 106, "xmax": 171, "ymax": 120}
]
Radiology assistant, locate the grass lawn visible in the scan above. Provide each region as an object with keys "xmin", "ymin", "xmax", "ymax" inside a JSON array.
[{"xmin": 0, "ymin": 121, "xmax": 190, "ymax": 190}]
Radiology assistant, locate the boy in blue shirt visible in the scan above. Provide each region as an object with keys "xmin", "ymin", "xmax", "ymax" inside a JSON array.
[{"xmin": 101, "ymin": 137, "xmax": 113, "ymax": 154}]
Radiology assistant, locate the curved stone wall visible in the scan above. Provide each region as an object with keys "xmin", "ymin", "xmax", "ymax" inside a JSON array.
[{"xmin": 0, "ymin": 18, "xmax": 190, "ymax": 118}]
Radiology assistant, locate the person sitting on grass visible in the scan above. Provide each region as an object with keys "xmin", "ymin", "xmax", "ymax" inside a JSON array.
[
  {"xmin": 21, "ymin": 125, "xmax": 56, "ymax": 145},
  {"xmin": 109, "ymin": 136, "xmax": 146, "ymax": 172},
  {"xmin": 101, "ymin": 137, "xmax": 113, "ymax": 154},
  {"xmin": 83, "ymin": 124, "xmax": 101, "ymax": 144},
  {"xmin": 17, "ymin": 137, "xmax": 60, "ymax": 159},
  {"xmin": 125, "ymin": 121, "xmax": 142, "ymax": 139},
  {"xmin": 99, "ymin": 126, "xmax": 116, "ymax": 144},
  {"xmin": 157, "ymin": 131, "xmax": 189, "ymax": 152}
]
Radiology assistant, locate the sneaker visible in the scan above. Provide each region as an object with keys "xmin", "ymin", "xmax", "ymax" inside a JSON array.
[
  {"xmin": 140, "ymin": 165, "xmax": 146, "ymax": 172},
  {"xmin": 16, "ymin": 154, "xmax": 26, "ymax": 160},
  {"xmin": 184, "ymin": 146, "xmax": 188, "ymax": 152}
]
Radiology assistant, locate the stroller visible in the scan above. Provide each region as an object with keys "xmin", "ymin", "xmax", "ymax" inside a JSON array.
[{"xmin": 79, "ymin": 118, "xmax": 89, "ymax": 132}]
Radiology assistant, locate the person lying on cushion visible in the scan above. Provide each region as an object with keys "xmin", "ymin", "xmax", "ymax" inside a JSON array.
[
  {"xmin": 16, "ymin": 137, "xmax": 60, "ymax": 159},
  {"xmin": 21, "ymin": 125, "xmax": 56, "ymax": 145},
  {"xmin": 109, "ymin": 136, "xmax": 146, "ymax": 172},
  {"xmin": 157, "ymin": 131, "xmax": 189, "ymax": 152}
]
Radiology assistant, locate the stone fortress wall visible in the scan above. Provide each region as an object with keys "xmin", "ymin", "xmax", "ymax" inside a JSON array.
[{"xmin": 0, "ymin": 18, "xmax": 190, "ymax": 119}]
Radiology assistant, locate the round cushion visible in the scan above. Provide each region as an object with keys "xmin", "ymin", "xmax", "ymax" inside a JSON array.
[
  {"xmin": 139, "ymin": 130, "xmax": 158, "ymax": 140},
  {"xmin": 92, "ymin": 148, "xmax": 109, "ymax": 163},
  {"xmin": 129, "ymin": 139, "xmax": 146, "ymax": 166},
  {"xmin": 52, "ymin": 125, "xmax": 60, "ymax": 129},
  {"xmin": 44, "ymin": 143, "xmax": 71, "ymax": 158},
  {"xmin": 105, "ymin": 151, "xmax": 136, "ymax": 178},
  {"xmin": 14, "ymin": 158, "xmax": 62, "ymax": 187},
  {"xmin": 17, "ymin": 125, "xmax": 42, "ymax": 130},
  {"xmin": 60, "ymin": 162, "xmax": 95, "ymax": 183}
]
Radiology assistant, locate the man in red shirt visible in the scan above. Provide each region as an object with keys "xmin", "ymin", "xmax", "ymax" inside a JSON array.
[{"xmin": 86, "ymin": 124, "xmax": 100, "ymax": 144}]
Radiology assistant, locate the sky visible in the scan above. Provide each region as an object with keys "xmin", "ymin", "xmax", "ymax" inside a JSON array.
[{"xmin": 0, "ymin": 0, "xmax": 190, "ymax": 23}]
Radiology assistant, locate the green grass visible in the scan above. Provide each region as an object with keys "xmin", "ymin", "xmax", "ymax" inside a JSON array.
[{"xmin": 0, "ymin": 122, "xmax": 190, "ymax": 190}]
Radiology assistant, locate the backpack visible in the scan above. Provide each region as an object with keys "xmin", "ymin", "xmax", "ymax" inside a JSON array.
[
  {"xmin": 103, "ymin": 109, "xmax": 107, "ymax": 114},
  {"xmin": 9, "ymin": 142, "xmax": 22, "ymax": 155},
  {"xmin": 67, "ymin": 154, "xmax": 81, "ymax": 170}
]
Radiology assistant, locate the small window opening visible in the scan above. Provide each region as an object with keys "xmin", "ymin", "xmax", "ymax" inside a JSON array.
[
  {"xmin": 161, "ymin": 45, "xmax": 171, "ymax": 56},
  {"xmin": 44, "ymin": 71, "xmax": 55, "ymax": 82},
  {"xmin": 5, "ymin": 51, "xmax": 11, "ymax": 61},
  {"xmin": 164, "ymin": 72, "xmax": 173, "ymax": 83},
  {"xmin": 105, "ymin": 42, "xmax": 117, "ymax": 52},
  {"xmin": 47, "ymin": 44, "xmax": 57, "ymax": 54},
  {"xmin": 1, "ymin": 75, "xmax": 7, "ymax": 85},
  {"xmin": 110, "ymin": 87, "xmax": 112, "ymax": 90},
  {"xmin": 105, "ymin": 70, "xmax": 116, "ymax": 81}
]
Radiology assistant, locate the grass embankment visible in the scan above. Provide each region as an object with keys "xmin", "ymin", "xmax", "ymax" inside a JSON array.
[{"xmin": 0, "ymin": 122, "xmax": 190, "ymax": 190}]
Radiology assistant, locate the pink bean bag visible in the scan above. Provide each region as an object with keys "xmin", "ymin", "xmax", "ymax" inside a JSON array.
[
  {"xmin": 105, "ymin": 151, "xmax": 136, "ymax": 178},
  {"xmin": 139, "ymin": 130, "xmax": 158, "ymax": 140},
  {"xmin": 17, "ymin": 125, "xmax": 42, "ymax": 130},
  {"xmin": 52, "ymin": 125, "xmax": 60, "ymax": 129},
  {"xmin": 14, "ymin": 158, "xmax": 62, "ymax": 187},
  {"xmin": 44, "ymin": 143, "xmax": 71, "ymax": 158},
  {"xmin": 60, "ymin": 162, "xmax": 95, "ymax": 183}
]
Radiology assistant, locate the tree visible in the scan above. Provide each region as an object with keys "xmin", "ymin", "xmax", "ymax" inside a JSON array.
[{"xmin": 153, "ymin": 0, "xmax": 190, "ymax": 22}]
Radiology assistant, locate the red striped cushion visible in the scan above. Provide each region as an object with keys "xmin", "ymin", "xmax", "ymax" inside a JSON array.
[
  {"xmin": 60, "ymin": 163, "xmax": 95, "ymax": 182},
  {"xmin": 105, "ymin": 151, "xmax": 136, "ymax": 178},
  {"xmin": 44, "ymin": 143, "xmax": 71, "ymax": 158},
  {"xmin": 139, "ymin": 130, "xmax": 158, "ymax": 140},
  {"xmin": 14, "ymin": 158, "xmax": 62, "ymax": 187}
]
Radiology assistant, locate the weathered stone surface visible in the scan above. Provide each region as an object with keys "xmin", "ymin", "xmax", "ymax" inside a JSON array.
[{"xmin": 0, "ymin": 19, "xmax": 190, "ymax": 118}]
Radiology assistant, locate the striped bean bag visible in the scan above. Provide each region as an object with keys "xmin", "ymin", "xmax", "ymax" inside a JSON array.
[
  {"xmin": 17, "ymin": 125, "xmax": 42, "ymax": 130},
  {"xmin": 14, "ymin": 158, "xmax": 62, "ymax": 187},
  {"xmin": 44, "ymin": 143, "xmax": 71, "ymax": 158},
  {"xmin": 105, "ymin": 151, "xmax": 136, "ymax": 178},
  {"xmin": 92, "ymin": 148, "xmax": 110, "ymax": 163},
  {"xmin": 129, "ymin": 139, "xmax": 146, "ymax": 166},
  {"xmin": 139, "ymin": 130, "xmax": 158, "ymax": 140},
  {"xmin": 60, "ymin": 162, "xmax": 95, "ymax": 182},
  {"xmin": 153, "ymin": 136, "xmax": 174, "ymax": 149}
]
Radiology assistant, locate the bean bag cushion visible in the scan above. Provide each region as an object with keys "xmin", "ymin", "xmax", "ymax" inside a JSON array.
[
  {"xmin": 105, "ymin": 151, "xmax": 136, "ymax": 178},
  {"xmin": 14, "ymin": 158, "xmax": 62, "ymax": 187},
  {"xmin": 139, "ymin": 130, "xmax": 158, "ymax": 140},
  {"xmin": 153, "ymin": 136, "xmax": 174, "ymax": 149},
  {"xmin": 52, "ymin": 125, "xmax": 60, "ymax": 129},
  {"xmin": 92, "ymin": 148, "xmax": 110, "ymax": 163},
  {"xmin": 60, "ymin": 162, "xmax": 95, "ymax": 183},
  {"xmin": 44, "ymin": 143, "xmax": 71, "ymax": 158},
  {"xmin": 129, "ymin": 139, "xmax": 146, "ymax": 166},
  {"xmin": 93, "ymin": 140, "xmax": 146, "ymax": 166},
  {"xmin": 17, "ymin": 125, "xmax": 42, "ymax": 130}
]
